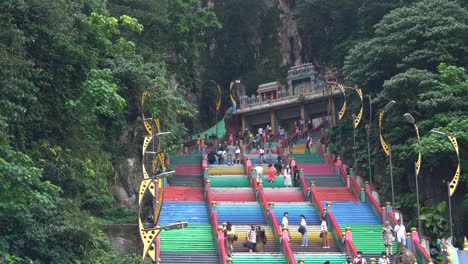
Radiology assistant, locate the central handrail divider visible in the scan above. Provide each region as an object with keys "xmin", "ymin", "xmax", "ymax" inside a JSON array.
[
  {"xmin": 204, "ymin": 177, "xmax": 227, "ymax": 264},
  {"xmin": 301, "ymin": 176, "xmax": 358, "ymax": 258}
]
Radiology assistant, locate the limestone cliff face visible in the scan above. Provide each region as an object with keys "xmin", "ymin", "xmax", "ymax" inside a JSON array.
[{"xmin": 275, "ymin": 0, "xmax": 303, "ymax": 66}]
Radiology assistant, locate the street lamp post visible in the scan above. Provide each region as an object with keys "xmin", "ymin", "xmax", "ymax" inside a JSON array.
[
  {"xmin": 379, "ymin": 100, "xmax": 396, "ymax": 206},
  {"xmin": 429, "ymin": 129, "xmax": 462, "ymax": 238},
  {"xmin": 366, "ymin": 95, "xmax": 372, "ymax": 186},
  {"xmin": 352, "ymin": 113, "xmax": 357, "ymax": 173},
  {"xmin": 404, "ymin": 113, "xmax": 422, "ymax": 234},
  {"xmin": 231, "ymin": 80, "xmax": 241, "ymax": 139}
]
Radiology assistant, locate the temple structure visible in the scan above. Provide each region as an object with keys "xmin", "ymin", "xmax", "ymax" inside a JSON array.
[{"xmin": 234, "ymin": 63, "xmax": 342, "ymax": 135}]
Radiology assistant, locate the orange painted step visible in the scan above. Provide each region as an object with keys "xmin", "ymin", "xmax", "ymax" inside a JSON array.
[
  {"xmin": 315, "ymin": 187, "xmax": 359, "ymax": 202},
  {"xmin": 163, "ymin": 186, "xmax": 204, "ymax": 201}
]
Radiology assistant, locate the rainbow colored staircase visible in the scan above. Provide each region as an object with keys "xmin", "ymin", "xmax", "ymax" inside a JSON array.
[{"xmin": 159, "ymin": 175, "xmax": 218, "ymax": 263}]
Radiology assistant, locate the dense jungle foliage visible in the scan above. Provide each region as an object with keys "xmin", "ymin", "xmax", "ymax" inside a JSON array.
[{"xmin": 0, "ymin": 0, "xmax": 467, "ymax": 262}]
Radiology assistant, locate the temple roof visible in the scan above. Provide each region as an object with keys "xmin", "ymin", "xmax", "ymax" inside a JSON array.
[{"xmin": 257, "ymin": 81, "xmax": 281, "ymax": 93}]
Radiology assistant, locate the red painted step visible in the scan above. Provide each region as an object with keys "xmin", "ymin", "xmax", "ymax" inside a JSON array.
[
  {"xmin": 264, "ymin": 189, "xmax": 305, "ymax": 202},
  {"xmin": 211, "ymin": 188, "xmax": 256, "ymax": 202},
  {"xmin": 298, "ymin": 164, "xmax": 334, "ymax": 175},
  {"xmin": 315, "ymin": 187, "xmax": 358, "ymax": 202},
  {"xmin": 164, "ymin": 187, "xmax": 204, "ymax": 201},
  {"xmin": 175, "ymin": 164, "xmax": 202, "ymax": 176}
]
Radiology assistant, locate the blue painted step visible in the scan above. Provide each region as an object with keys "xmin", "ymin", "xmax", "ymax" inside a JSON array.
[
  {"xmin": 217, "ymin": 202, "xmax": 266, "ymax": 225},
  {"xmin": 159, "ymin": 202, "xmax": 209, "ymax": 224},
  {"xmin": 322, "ymin": 202, "xmax": 380, "ymax": 225},
  {"xmin": 272, "ymin": 202, "xmax": 320, "ymax": 225}
]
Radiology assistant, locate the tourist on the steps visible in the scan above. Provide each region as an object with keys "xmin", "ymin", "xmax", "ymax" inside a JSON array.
[
  {"xmin": 353, "ymin": 251, "xmax": 367, "ymax": 264},
  {"xmin": 255, "ymin": 164, "xmax": 264, "ymax": 183},
  {"xmin": 246, "ymin": 158, "xmax": 252, "ymax": 175},
  {"xmin": 394, "ymin": 219, "xmax": 406, "ymax": 248},
  {"xmin": 280, "ymin": 227, "xmax": 289, "ymax": 254},
  {"xmin": 226, "ymin": 222, "xmax": 236, "ymax": 256},
  {"xmin": 217, "ymin": 150, "xmax": 225, "ymax": 165},
  {"xmin": 259, "ymin": 146, "xmax": 265, "ymax": 164},
  {"xmin": 258, "ymin": 127, "xmax": 263, "ymax": 137},
  {"xmin": 255, "ymin": 226, "xmax": 266, "ymax": 252},
  {"xmin": 344, "ymin": 256, "xmax": 352, "ymax": 264},
  {"xmin": 381, "ymin": 220, "xmax": 395, "ymax": 256},
  {"xmin": 274, "ymin": 159, "xmax": 282, "ymax": 176},
  {"xmin": 282, "ymin": 212, "xmax": 289, "ymax": 229},
  {"xmin": 267, "ymin": 164, "xmax": 276, "ymax": 182},
  {"xmin": 245, "ymin": 225, "xmax": 257, "ymax": 253},
  {"xmin": 290, "ymin": 157, "xmax": 296, "ymax": 169},
  {"xmin": 235, "ymin": 146, "xmax": 241, "ymax": 164},
  {"xmin": 284, "ymin": 165, "xmax": 292, "ymax": 187},
  {"xmin": 226, "ymin": 144, "xmax": 235, "ymax": 166},
  {"xmin": 305, "ymin": 136, "xmax": 312, "ymax": 154},
  {"xmin": 320, "ymin": 217, "xmax": 330, "ymax": 248},
  {"xmin": 279, "ymin": 126, "xmax": 285, "ymax": 141},
  {"xmin": 228, "ymin": 133, "xmax": 234, "ymax": 145},
  {"xmin": 378, "ymin": 252, "xmax": 389, "ymax": 264},
  {"xmin": 293, "ymin": 165, "xmax": 300, "ymax": 187},
  {"xmin": 299, "ymin": 215, "xmax": 308, "ymax": 246},
  {"xmin": 267, "ymin": 144, "xmax": 273, "ymax": 164},
  {"xmin": 207, "ymin": 151, "xmax": 216, "ymax": 164}
]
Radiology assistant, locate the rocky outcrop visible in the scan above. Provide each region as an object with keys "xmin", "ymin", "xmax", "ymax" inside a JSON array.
[{"xmin": 276, "ymin": 0, "xmax": 303, "ymax": 66}]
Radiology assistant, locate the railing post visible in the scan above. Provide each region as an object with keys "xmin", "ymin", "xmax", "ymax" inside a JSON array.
[
  {"xmin": 360, "ymin": 188, "xmax": 366, "ymax": 202},
  {"xmin": 381, "ymin": 207, "xmax": 387, "ymax": 222},
  {"xmin": 406, "ymin": 232, "xmax": 413, "ymax": 251},
  {"xmin": 310, "ymin": 181, "xmax": 316, "ymax": 191},
  {"xmin": 346, "ymin": 175, "xmax": 350, "ymax": 188},
  {"xmin": 326, "ymin": 202, "xmax": 332, "ymax": 214},
  {"xmin": 386, "ymin": 202, "xmax": 393, "ymax": 214},
  {"xmin": 365, "ymin": 181, "xmax": 371, "ymax": 193},
  {"xmin": 211, "ymin": 201, "xmax": 217, "ymax": 213},
  {"xmin": 204, "ymin": 168, "xmax": 209, "ymax": 178},
  {"xmin": 345, "ymin": 227, "xmax": 353, "ymax": 255}
]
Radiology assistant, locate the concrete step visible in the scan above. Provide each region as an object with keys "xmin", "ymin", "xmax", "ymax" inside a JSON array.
[
  {"xmin": 168, "ymin": 175, "xmax": 203, "ymax": 187},
  {"xmin": 304, "ymin": 175, "xmax": 344, "ymax": 187}
]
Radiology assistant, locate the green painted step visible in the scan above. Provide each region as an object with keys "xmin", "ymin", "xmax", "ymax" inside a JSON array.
[
  {"xmin": 260, "ymin": 177, "xmax": 289, "ymax": 188},
  {"xmin": 160, "ymin": 225, "xmax": 215, "ymax": 252},
  {"xmin": 340, "ymin": 225, "xmax": 397, "ymax": 254},
  {"xmin": 289, "ymin": 153, "xmax": 322, "ymax": 164},
  {"xmin": 208, "ymin": 175, "xmax": 250, "ymax": 187},
  {"xmin": 171, "ymin": 155, "xmax": 202, "ymax": 165},
  {"xmin": 295, "ymin": 255, "xmax": 347, "ymax": 264},
  {"xmin": 231, "ymin": 254, "xmax": 287, "ymax": 264}
]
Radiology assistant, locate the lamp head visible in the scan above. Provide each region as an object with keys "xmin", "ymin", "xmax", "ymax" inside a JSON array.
[
  {"xmin": 429, "ymin": 130, "xmax": 447, "ymax": 137},
  {"xmin": 235, "ymin": 80, "xmax": 241, "ymax": 84},
  {"xmin": 384, "ymin": 100, "xmax": 396, "ymax": 111},
  {"xmin": 403, "ymin": 113, "xmax": 415, "ymax": 123}
]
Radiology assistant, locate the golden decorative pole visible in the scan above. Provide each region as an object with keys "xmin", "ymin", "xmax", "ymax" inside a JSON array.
[
  {"xmin": 404, "ymin": 113, "xmax": 422, "ymax": 234},
  {"xmin": 429, "ymin": 130, "xmax": 461, "ymax": 238},
  {"xmin": 379, "ymin": 100, "xmax": 396, "ymax": 206}
]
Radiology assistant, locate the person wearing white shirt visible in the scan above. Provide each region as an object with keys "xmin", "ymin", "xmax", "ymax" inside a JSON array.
[
  {"xmin": 394, "ymin": 219, "xmax": 407, "ymax": 246},
  {"xmin": 246, "ymin": 225, "xmax": 257, "ymax": 253},
  {"xmin": 254, "ymin": 165, "xmax": 264, "ymax": 183},
  {"xmin": 282, "ymin": 212, "xmax": 289, "ymax": 228},
  {"xmin": 300, "ymin": 215, "xmax": 308, "ymax": 246},
  {"xmin": 320, "ymin": 217, "xmax": 329, "ymax": 248}
]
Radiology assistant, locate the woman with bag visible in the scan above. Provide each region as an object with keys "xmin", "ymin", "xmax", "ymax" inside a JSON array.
[
  {"xmin": 320, "ymin": 217, "xmax": 329, "ymax": 248},
  {"xmin": 226, "ymin": 222, "xmax": 236, "ymax": 256},
  {"xmin": 299, "ymin": 215, "xmax": 308, "ymax": 246},
  {"xmin": 381, "ymin": 220, "xmax": 395, "ymax": 256}
]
